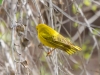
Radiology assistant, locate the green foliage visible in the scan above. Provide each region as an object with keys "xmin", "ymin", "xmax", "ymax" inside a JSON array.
[
  {"xmin": 73, "ymin": 22, "xmax": 78, "ymax": 27},
  {"xmin": 72, "ymin": 4, "xmax": 83, "ymax": 14},
  {"xmin": 0, "ymin": 0, "xmax": 3, "ymax": 5},
  {"xmin": 84, "ymin": 53, "xmax": 90, "ymax": 59},
  {"xmin": 0, "ymin": 21, "xmax": 6, "ymax": 27},
  {"xmin": 72, "ymin": 4, "xmax": 77, "ymax": 14},
  {"xmin": 0, "ymin": 21, "xmax": 11, "ymax": 43},
  {"xmin": 0, "ymin": 32, "xmax": 2, "ymax": 38},
  {"xmin": 31, "ymin": 21, "xmax": 35, "ymax": 26},
  {"xmin": 40, "ymin": 52, "xmax": 46, "ymax": 61},
  {"xmin": 92, "ymin": 28, "xmax": 99, "ymax": 35},
  {"xmin": 73, "ymin": 63, "xmax": 80, "ymax": 69},
  {"xmin": 16, "ymin": 12, "xmax": 20, "ymax": 20},
  {"xmin": 40, "ymin": 65, "xmax": 50, "ymax": 75},
  {"xmin": 91, "ymin": 5, "xmax": 97, "ymax": 11},
  {"xmin": 84, "ymin": 0, "xmax": 97, "ymax": 12},
  {"xmin": 0, "ymin": 31, "xmax": 11, "ymax": 42},
  {"xmin": 82, "ymin": 40, "xmax": 92, "ymax": 59},
  {"xmin": 82, "ymin": 44, "xmax": 87, "ymax": 51},
  {"xmin": 40, "ymin": 66, "xmax": 45, "ymax": 75},
  {"xmin": 83, "ymin": 0, "xmax": 91, "ymax": 6}
]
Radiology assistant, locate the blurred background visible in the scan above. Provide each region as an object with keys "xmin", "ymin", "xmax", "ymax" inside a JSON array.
[{"xmin": 0, "ymin": 0, "xmax": 100, "ymax": 75}]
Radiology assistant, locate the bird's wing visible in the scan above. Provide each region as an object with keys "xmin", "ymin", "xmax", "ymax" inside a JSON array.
[
  {"xmin": 55, "ymin": 34, "xmax": 81, "ymax": 50},
  {"xmin": 41, "ymin": 32, "xmax": 81, "ymax": 55},
  {"xmin": 41, "ymin": 32, "xmax": 71, "ymax": 49}
]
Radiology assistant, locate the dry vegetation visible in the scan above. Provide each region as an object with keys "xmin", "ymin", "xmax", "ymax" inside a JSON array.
[{"xmin": 0, "ymin": 0, "xmax": 100, "ymax": 75}]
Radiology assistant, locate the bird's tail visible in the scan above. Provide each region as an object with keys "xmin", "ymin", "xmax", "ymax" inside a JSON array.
[{"xmin": 65, "ymin": 45, "xmax": 82, "ymax": 55}]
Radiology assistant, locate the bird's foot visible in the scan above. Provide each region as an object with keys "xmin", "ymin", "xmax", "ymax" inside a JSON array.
[{"xmin": 46, "ymin": 48, "xmax": 55, "ymax": 57}]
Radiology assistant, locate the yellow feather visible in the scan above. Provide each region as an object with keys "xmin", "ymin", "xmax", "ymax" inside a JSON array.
[{"xmin": 36, "ymin": 24, "xmax": 82, "ymax": 55}]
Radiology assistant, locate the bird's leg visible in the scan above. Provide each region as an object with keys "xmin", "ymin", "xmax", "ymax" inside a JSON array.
[{"xmin": 46, "ymin": 48, "xmax": 55, "ymax": 56}]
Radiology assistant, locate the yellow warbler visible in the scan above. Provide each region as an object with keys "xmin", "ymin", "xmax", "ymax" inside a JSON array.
[{"xmin": 36, "ymin": 24, "xmax": 82, "ymax": 55}]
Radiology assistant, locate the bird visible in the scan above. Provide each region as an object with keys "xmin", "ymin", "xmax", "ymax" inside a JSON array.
[{"xmin": 36, "ymin": 24, "xmax": 82, "ymax": 55}]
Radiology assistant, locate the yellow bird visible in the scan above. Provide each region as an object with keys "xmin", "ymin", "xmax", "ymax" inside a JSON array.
[{"xmin": 36, "ymin": 24, "xmax": 82, "ymax": 55}]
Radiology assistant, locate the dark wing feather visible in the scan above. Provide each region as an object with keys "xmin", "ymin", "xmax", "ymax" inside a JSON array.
[{"xmin": 41, "ymin": 31, "xmax": 81, "ymax": 55}]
